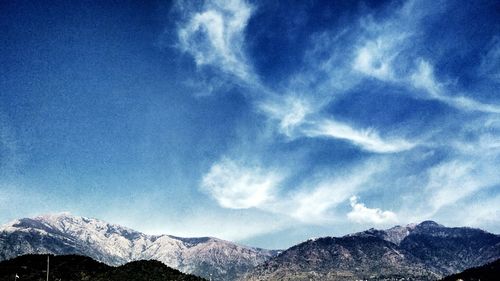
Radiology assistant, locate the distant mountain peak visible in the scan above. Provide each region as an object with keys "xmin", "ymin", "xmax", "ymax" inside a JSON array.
[{"xmin": 417, "ymin": 220, "xmax": 443, "ymax": 228}]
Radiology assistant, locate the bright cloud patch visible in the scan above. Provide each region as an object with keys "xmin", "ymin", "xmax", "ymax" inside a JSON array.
[
  {"xmin": 178, "ymin": 0, "xmax": 253, "ymax": 80},
  {"xmin": 347, "ymin": 196, "xmax": 398, "ymax": 224},
  {"xmin": 201, "ymin": 158, "xmax": 283, "ymax": 209},
  {"xmin": 353, "ymin": 38, "xmax": 396, "ymax": 81}
]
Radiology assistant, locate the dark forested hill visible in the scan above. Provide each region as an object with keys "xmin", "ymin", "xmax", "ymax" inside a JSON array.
[
  {"xmin": 440, "ymin": 258, "xmax": 500, "ymax": 281},
  {"xmin": 0, "ymin": 254, "xmax": 206, "ymax": 281}
]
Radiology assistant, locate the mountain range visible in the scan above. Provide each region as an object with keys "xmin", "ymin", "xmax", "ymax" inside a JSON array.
[
  {"xmin": 244, "ymin": 221, "xmax": 500, "ymax": 280},
  {"xmin": 0, "ymin": 213, "xmax": 275, "ymax": 280},
  {"xmin": 1, "ymin": 214, "xmax": 499, "ymax": 280}
]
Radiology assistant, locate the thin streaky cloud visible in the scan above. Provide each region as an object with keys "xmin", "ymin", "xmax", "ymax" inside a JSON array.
[
  {"xmin": 177, "ymin": 0, "xmax": 500, "ymax": 237},
  {"xmin": 411, "ymin": 60, "xmax": 500, "ymax": 114},
  {"xmin": 177, "ymin": 0, "xmax": 416, "ymax": 156},
  {"xmin": 302, "ymin": 119, "xmax": 416, "ymax": 153}
]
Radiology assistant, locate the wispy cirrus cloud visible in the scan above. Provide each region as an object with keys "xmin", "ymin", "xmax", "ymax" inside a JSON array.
[
  {"xmin": 176, "ymin": 0, "xmax": 500, "ymax": 237},
  {"xmin": 177, "ymin": 0, "xmax": 254, "ymax": 81},
  {"xmin": 201, "ymin": 157, "xmax": 385, "ymax": 224},
  {"xmin": 302, "ymin": 119, "xmax": 416, "ymax": 153},
  {"xmin": 177, "ymin": 0, "xmax": 415, "ymax": 155},
  {"xmin": 258, "ymin": 95, "xmax": 416, "ymax": 153},
  {"xmin": 425, "ymin": 159, "xmax": 500, "ymax": 214},
  {"xmin": 411, "ymin": 60, "xmax": 500, "ymax": 114},
  {"xmin": 258, "ymin": 96, "xmax": 312, "ymax": 137},
  {"xmin": 288, "ymin": 162, "xmax": 384, "ymax": 223},
  {"xmin": 352, "ymin": 36, "xmax": 404, "ymax": 81},
  {"xmin": 349, "ymin": 1, "xmax": 500, "ymax": 115}
]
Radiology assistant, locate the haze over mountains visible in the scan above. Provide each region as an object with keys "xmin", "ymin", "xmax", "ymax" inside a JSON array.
[{"xmin": 1, "ymin": 214, "xmax": 499, "ymax": 281}]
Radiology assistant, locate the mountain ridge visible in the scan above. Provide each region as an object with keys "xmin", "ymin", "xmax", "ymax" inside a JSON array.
[
  {"xmin": 0, "ymin": 213, "xmax": 276, "ymax": 281},
  {"xmin": 243, "ymin": 220, "xmax": 500, "ymax": 281},
  {"xmin": 2, "ymin": 214, "xmax": 499, "ymax": 281}
]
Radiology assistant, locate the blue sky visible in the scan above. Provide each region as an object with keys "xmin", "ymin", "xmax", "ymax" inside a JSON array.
[{"xmin": 0, "ymin": 0, "xmax": 499, "ymax": 249}]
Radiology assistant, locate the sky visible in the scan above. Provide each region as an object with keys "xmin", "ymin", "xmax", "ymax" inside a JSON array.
[{"xmin": 0, "ymin": 0, "xmax": 499, "ymax": 249}]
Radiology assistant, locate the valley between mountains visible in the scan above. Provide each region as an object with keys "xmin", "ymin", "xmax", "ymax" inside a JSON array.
[{"xmin": 1, "ymin": 213, "xmax": 499, "ymax": 280}]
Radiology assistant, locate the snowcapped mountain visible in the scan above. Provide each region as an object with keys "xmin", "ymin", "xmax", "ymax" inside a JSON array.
[{"xmin": 0, "ymin": 213, "xmax": 276, "ymax": 281}]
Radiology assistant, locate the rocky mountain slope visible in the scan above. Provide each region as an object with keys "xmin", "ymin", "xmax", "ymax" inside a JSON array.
[
  {"xmin": 243, "ymin": 221, "xmax": 500, "ymax": 281},
  {"xmin": 0, "ymin": 254, "xmax": 205, "ymax": 281},
  {"xmin": 0, "ymin": 213, "xmax": 275, "ymax": 281}
]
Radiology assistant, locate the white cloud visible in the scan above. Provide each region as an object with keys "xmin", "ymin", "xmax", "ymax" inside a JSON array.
[
  {"xmin": 410, "ymin": 60, "xmax": 441, "ymax": 98},
  {"xmin": 353, "ymin": 38, "xmax": 397, "ymax": 81},
  {"xmin": 200, "ymin": 158, "xmax": 385, "ymax": 225},
  {"xmin": 347, "ymin": 196, "xmax": 398, "ymax": 224},
  {"xmin": 290, "ymin": 179, "xmax": 356, "ymax": 223},
  {"xmin": 258, "ymin": 96, "xmax": 312, "ymax": 137},
  {"xmin": 426, "ymin": 161, "xmax": 477, "ymax": 211},
  {"xmin": 258, "ymin": 95, "xmax": 415, "ymax": 154},
  {"xmin": 352, "ymin": 5, "xmax": 500, "ymax": 115},
  {"xmin": 178, "ymin": 0, "xmax": 254, "ymax": 81},
  {"xmin": 411, "ymin": 60, "xmax": 500, "ymax": 114},
  {"xmin": 182, "ymin": 0, "xmax": 499, "ymax": 235},
  {"xmin": 178, "ymin": 1, "xmax": 419, "ymax": 155},
  {"xmin": 421, "ymin": 159, "xmax": 500, "ymax": 217},
  {"xmin": 201, "ymin": 158, "xmax": 283, "ymax": 209},
  {"xmin": 351, "ymin": 1, "xmax": 421, "ymax": 82},
  {"xmin": 303, "ymin": 119, "xmax": 415, "ymax": 153},
  {"xmin": 258, "ymin": 98, "xmax": 416, "ymax": 153},
  {"xmin": 452, "ymin": 96, "xmax": 500, "ymax": 114},
  {"xmin": 459, "ymin": 194, "xmax": 500, "ymax": 228},
  {"xmin": 289, "ymin": 162, "xmax": 383, "ymax": 223}
]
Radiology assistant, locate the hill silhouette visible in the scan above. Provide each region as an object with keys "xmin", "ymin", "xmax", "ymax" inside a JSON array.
[
  {"xmin": 440, "ymin": 258, "xmax": 500, "ymax": 281},
  {"xmin": 0, "ymin": 254, "xmax": 206, "ymax": 281}
]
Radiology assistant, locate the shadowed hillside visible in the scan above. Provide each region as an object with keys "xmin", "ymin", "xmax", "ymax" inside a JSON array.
[
  {"xmin": 0, "ymin": 254, "xmax": 206, "ymax": 281},
  {"xmin": 440, "ymin": 258, "xmax": 500, "ymax": 281}
]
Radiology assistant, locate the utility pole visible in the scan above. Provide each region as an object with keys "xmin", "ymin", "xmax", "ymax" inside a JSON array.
[{"xmin": 46, "ymin": 255, "xmax": 49, "ymax": 281}]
